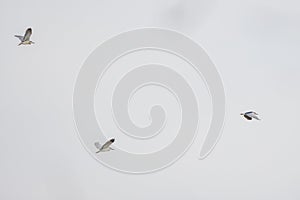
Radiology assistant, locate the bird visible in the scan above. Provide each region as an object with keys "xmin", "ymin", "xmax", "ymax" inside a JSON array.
[
  {"xmin": 240, "ymin": 111, "xmax": 261, "ymax": 120},
  {"xmin": 95, "ymin": 138, "xmax": 115, "ymax": 153},
  {"xmin": 15, "ymin": 28, "xmax": 34, "ymax": 46}
]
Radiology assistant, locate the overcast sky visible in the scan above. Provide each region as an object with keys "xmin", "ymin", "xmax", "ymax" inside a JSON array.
[{"xmin": 0, "ymin": 0, "xmax": 300, "ymax": 199}]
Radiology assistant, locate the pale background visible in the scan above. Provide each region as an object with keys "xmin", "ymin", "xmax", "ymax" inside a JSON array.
[{"xmin": 0, "ymin": 0, "xmax": 300, "ymax": 199}]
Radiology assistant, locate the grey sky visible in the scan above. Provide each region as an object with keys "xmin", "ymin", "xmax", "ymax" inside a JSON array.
[{"xmin": 0, "ymin": 0, "xmax": 300, "ymax": 199}]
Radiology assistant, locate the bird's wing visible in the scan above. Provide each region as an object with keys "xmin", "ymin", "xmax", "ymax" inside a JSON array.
[
  {"xmin": 14, "ymin": 35, "xmax": 24, "ymax": 41},
  {"xmin": 244, "ymin": 115, "xmax": 252, "ymax": 120},
  {"xmin": 244, "ymin": 111, "xmax": 253, "ymax": 115},
  {"xmin": 94, "ymin": 142, "xmax": 102, "ymax": 149},
  {"xmin": 101, "ymin": 139, "xmax": 114, "ymax": 150},
  {"xmin": 23, "ymin": 28, "xmax": 32, "ymax": 41}
]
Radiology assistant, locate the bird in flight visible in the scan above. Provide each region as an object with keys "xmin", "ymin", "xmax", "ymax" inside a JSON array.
[
  {"xmin": 240, "ymin": 111, "xmax": 261, "ymax": 120},
  {"xmin": 95, "ymin": 138, "xmax": 115, "ymax": 153},
  {"xmin": 15, "ymin": 28, "xmax": 34, "ymax": 46}
]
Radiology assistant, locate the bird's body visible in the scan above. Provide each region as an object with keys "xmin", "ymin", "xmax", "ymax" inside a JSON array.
[
  {"xmin": 15, "ymin": 28, "xmax": 34, "ymax": 46},
  {"xmin": 241, "ymin": 111, "xmax": 261, "ymax": 120},
  {"xmin": 95, "ymin": 138, "xmax": 115, "ymax": 153}
]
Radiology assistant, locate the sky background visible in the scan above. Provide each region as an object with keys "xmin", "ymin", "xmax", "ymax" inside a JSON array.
[{"xmin": 0, "ymin": 0, "xmax": 300, "ymax": 199}]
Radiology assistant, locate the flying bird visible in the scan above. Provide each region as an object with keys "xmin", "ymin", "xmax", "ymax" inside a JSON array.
[
  {"xmin": 240, "ymin": 111, "xmax": 261, "ymax": 120},
  {"xmin": 15, "ymin": 28, "xmax": 34, "ymax": 46},
  {"xmin": 95, "ymin": 138, "xmax": 115, "ymax": 153}
]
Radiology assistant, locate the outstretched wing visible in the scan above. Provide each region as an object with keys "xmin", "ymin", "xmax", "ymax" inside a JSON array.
[
  {"xmin": 14, "ymin": 35, "xmax": 24, "ymax": 41},
  {"xmin": 101, "ymin": 138, "xmax": 115, "ymax": 150},
  {"xmin": 244, "ymin": 111, "xmax": 254, "ymax": 115},
  {"xmin": 23, "ymin": 28, "xmax": 32, "ymax": 41},
  {"xmin": 94, "ymin": 142, "xmax": 102, "ymax": 150},
  {"xmin": 244, "ymin": 115, "xmax": 252, "ymax": 120}
]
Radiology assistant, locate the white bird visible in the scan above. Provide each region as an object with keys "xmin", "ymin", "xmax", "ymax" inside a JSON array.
[
  {"xmin": 95, "ymin": 138, "xmax": 115, "ymax": 153},
  {"xmin": 240, "ymin": 111, "xmax": 261, "ymax": 120},
  {"xmin": 15, "ymin": 28, "xmax": 34, "ymax": 46}
]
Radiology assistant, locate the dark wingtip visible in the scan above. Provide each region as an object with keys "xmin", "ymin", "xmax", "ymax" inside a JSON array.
[{"xmin": 110, "ymin": 138, "xmax": 115, "ymax": 143}]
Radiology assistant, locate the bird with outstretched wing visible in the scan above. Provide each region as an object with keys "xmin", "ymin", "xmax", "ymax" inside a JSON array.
[
  {"xmin": 15, "ymin": 28, "xmax": 34, "ymax": 45},
  {"xmin": 95, "ymin": 138, "xmax": 115, "ymax": 153},
  {"xmin": 241, "ymin": 111, "xmax": 261, "ymax": 120}
]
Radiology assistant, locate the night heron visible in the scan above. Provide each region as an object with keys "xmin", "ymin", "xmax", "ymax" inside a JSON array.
[
  {"xmin": 95, "ymin": 138, "xmax": 115, "ymax": 153},
  {"xmin": 240, "ymin": 111, "xmax": 261, "ymax": 120},
  {"xmin": 15, "ymin": 28, "xmax": 34, "ymax": 46}
]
